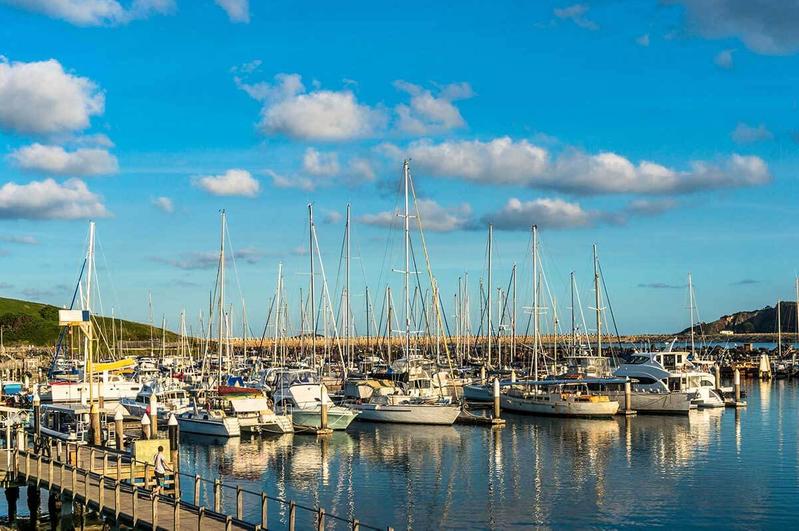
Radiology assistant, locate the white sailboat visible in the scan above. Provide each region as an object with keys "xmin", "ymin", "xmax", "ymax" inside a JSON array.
[{"xmin": 352, "ymin": 161, "xmax": 460, "ymax": 425}]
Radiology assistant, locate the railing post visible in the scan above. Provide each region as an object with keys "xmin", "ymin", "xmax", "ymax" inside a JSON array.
[
  {"xmin": 89, "ymin": 448, "xmax": 95, "ymax": 473},
  {"xmin": 194, "ymin": 475, "xmax": 200, "ymax": 506},
  {"xmin": 173, "ymin": 496, "xmax": 180, "ymax": 529},
  {"xmin": 144, "ymin": 463, "xmax": 151, "ymax": 489},
  {"xmin": 12, "ymin": 448, "xmax": 17, "ymax": 477},
  {"xmin": 151, "ymin": 492, "xmax": 158, "ymax": 529},
  {"xmin": 213, "ymin": 479, "xmax": 221, "ymax": 512},
  {"xmin": 131, "ymin": 486, "xmax": 138, "ymax": 526},
  {"xmin": 225, "ymin": 515, "xmax": 233, "ymax": 531},
  {"xmin": 114, "ymin": 481, "xmax": 121, "ymax": 521},
  {"xmin": 98, "ymin": 468, "xmax": 105, "ymax": 513},
  {"xmin": 25, "ymin": 450, "xmax": 30, "ymax": 477},
  {"xmin": 174, "ymin": 468, "xmax": 181, "ymax": 499},
  {"xmin": 71, "ymin": 460, "xmax": 77, "ymax": 496},
  {"xmin": 352, "ymin": 518, "xmax": 360, "ymax": 531},
  {"xmin": 130, "ymin": 457, "xmax": 135, "ymax": 483},
  {"xmin": 102, "ymin": 452, "xmax": 108, "ymax": 478},
  {"xmin": 36, "ymin": 454, "xmax": 42, "ymax": 487},
  {"xmin": 116, "ymin": 456, "xmax": 121, "ymax": 483},
  {"xmin": 288, "ymin": 501, "xmax": 296, "ymax": 531},
  {"xmin": 261, "ymin": 492, "xmax": 268, "ymax": 529},
  {"xmin": 236, "ymin": 486, "xmax": 243, "ymax": 519},
  {"xmin": 197, "ymin": 506, "xmax": 205, "ymax": 531},
  {"xmin": 83, "ymin": 469, "xmax": 89, "ymax": 500},
  {"xmin": 56, "ymin": 440, "xmax": 62, "ymax": 462},
  {"xmin": 59, "ymin": 461, "xmax": 64, "ymax": 493},
  {"xmin": 317, "ymin": 508, "xmax": 325, "ymax": 531},
  {"xmin": 48, "ymin": 454, "xmax": 53, "ymax": 485}
]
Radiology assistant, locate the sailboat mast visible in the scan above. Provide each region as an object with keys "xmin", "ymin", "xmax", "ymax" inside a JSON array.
[
  {"xmin": 593, "ymin": 244, "xmax": 602, "ymax": 358},
  {"xmin": 309, "ymin": 204, "xmax": 316, "ymax": 371},
  {"xmin": 511, "ymin": 264, "xmax": 517, "ymax": 367},
  {"xmin": 570, "ymin": 272, "xmax": 576, "ymax": 353},
  {"xmin": 85, "ymin": 221, "xmax": 95, "ymax": 394},
  {"xmin": 487, "ymin": 224, "xmax": 493, "ymax": 368},
  {"xmin": 273, "ymin": 263, "xmax": 283, "ymax": 364},
  {"xmin": 403, "ymin": 160, "xmax": 411, "ymax": 358},
  {"xmin": 217, "ymin": 210, "xmax": 226, "ymax": 386},
  {"xmin": 532, "ymin": 225, "xmax": 538, "ymax": 379},
  {"xmin": 795, "ymin": 277, "xmax": 798, "ymax": 367},
  {"xmin": 777, "ymin": 299, "xmax": 782, "ymax": 358},
  {"xmin": 386, "ymin": 286, "xmax": 392, "ymax": 364},
  {"xmin": 345, "ymin": 203, "xmax": 351, "ymax": 369},
  {"xmin": 688, "ymin": 273, "xmax": 695, "ymax": 356}
]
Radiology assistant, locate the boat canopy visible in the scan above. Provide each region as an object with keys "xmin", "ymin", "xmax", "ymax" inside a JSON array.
[{"xmin": 229, "ymin": 398, "xmax": 270, "ymax": 413}]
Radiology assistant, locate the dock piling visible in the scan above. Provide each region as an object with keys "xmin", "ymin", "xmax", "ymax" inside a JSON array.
[{"xmin": 492, "ymin": 378, "xmax": 500, "ymax": 419}]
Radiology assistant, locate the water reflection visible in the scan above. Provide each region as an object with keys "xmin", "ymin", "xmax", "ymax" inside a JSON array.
[{"xmin": 171, "ymin": 384, "xmax": 799, "ymax": 529}]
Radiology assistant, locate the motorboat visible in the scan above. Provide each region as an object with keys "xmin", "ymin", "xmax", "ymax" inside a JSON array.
[
  {"xmin": 501, "ymin": 379, "xmax": 619, "ymax": 418},
  {"xmin": 271, "ymin": 369, "xmax": 358, "ymax": 430},
  {"xmin": 177, "ymin": 408, "xmax": 240, "ymax": 437}
]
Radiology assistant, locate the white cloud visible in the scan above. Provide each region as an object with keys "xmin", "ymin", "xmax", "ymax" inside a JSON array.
[
  {"xmin": 215, "ymin": 0, "xmax": 249, "ymax": 23},
  {"xmin": 554, "ymin": 3, "xmax": 599, "ymax": 31},
  {"xmin": 349, "ymin": 157, "xmax": 377, "ymax": 183},
  {"xmin": 731, "ymin": 122, "xmax": 773, "ymax": 144},
  {"xmin": 0, "ymin": 58, "xmax": 104, "ymax": 134},
  {"xmin": 152, "ymin": 247, "xmax": 262, "ymax": 270},
  {"xmin": 0, "ymin": 178, "xmax": 109, "ymax": 220},
  {"xmin": 715, "ymin": 49, "xmax": 734, "ymax": 68},
  {"xmin": 360, "ymin": 199, "xmax": 473, "ymax": 233},
  {"xmin": 152, "ymin": 196, "xmax": 174, "ymax": 213},
  {"xmin": 2, "ymin": 0, "xmax": 175, "ymax": 26},
  {"xmin": 302, "ymin": 148, "xmax": 340, "ymax": 177},
  {"xmin": 267, "ymin": 169, "xmax": 316, "ymax": 192},
  {"xmin": 482, "ymin": 197, "xmax": 594, "ymax": 230},
  {"xmin": 9, "ymin": 143, "xmax": 118, "ymax": 176},
  {"xmin": 395, "ymin": 136, "xmax": 770, "ymax": 195},
  {"xmin": 193, "ymin": 169, "xmax": 260, "ymax": 197},
  {"xmin": 625, "ymin": 198, "xmax": 678, "ymax": 216},
  {"xmin": 235, "ymin": 72, "xmax": 387, "ymax": 141},
  {"xmin": 672, "ymin": 0, "xmax": 799, "ymax": 55},
  {"xmin": 0, "ymin": 234, "xmax": 38, "ymax": 245},
  {"xmin": 394, "ymin": 80, "xmax": 473, "ymax": 135},
  {"xmin": 403, "ymin": 137, "xmax": 549, "ymax": 186},
  {"xmin": 323, "ymin": 210, "xmax": 342, "ymax": 224},
  {"xmin": 636, "ymin": 33, "xmax": 650, "ymax": 47}
]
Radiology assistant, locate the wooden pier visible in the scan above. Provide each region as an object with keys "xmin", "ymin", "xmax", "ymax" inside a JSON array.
[{"xmin": 0, "ymin": 432, "xmax": 390, "ymax": 531}]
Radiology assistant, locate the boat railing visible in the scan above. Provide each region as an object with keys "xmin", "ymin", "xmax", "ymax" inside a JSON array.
[{"xmin": 7, "ymin": 429, "xmax": 390, "ymax": 531}]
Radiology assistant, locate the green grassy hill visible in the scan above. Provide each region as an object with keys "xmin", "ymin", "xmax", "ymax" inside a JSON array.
[{"xmin": 0, "ymin": 297, "xmax": 178, "ymax": 347}]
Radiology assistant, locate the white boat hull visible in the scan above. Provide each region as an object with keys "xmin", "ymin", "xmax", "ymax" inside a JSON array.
[
  {"xmin": 353, "ymin": 402, "xmax": 461, "ymax": 425},
  {"xmin": 501, "ymin": 395, "xmax": 619, "ymax": 418},
  {"xmin": 239, "ymin": 414, "xmax": 294, "ymax": 434},
  {"xmin": 43, "ymin": 381, "xmax": 142, "ymax": 402},
  {"xmin": 291, "ymin": 406, "xmax": 358, "ymax": 430},
  {"xmin": 605, "ymin": 391, "xmax": 694, "ymax": 414},
  {"xmin": 177, "ymin": 416, "xmax": 240, "ymax": 437}
]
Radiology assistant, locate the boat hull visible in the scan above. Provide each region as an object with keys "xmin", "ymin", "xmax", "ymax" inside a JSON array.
[
  {"xmin": 605, "ymin": 391, "xmax": 693, "ymax": 414},
  {"xmin": 177, "ymin": 416, "xmax": 240, "ymax": 437},
  {"xmin": 463, "ymin": 384, "xmax": 494, "ymax": 402},
  {"xmin": 353, "ymin": 403, "xmax": 461, "ymax": 425},
  {"xmin": 501, "ymin": 395, "xmax": 619, "ymax": 418},
  {"xmin": 291, "ymin": 407, "xmax": 358, "ymax": 430}
]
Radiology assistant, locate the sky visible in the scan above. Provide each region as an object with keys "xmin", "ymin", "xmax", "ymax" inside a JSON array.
[{"xmin": 0, "ymin": 0, "xmax": 798, "ymax": 336}]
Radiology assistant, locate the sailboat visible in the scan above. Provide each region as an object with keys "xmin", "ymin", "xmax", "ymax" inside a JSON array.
[
  {"xmin": 41, "ymin": 222, "xmax": 142, "ymax": 403},
  {"xmin": 178, "ymin": 211, "xmax": 241, "ymax": 437},
  {"xmin": 352, "ymin": 161, "xmax": 461, "ymax": 425}
]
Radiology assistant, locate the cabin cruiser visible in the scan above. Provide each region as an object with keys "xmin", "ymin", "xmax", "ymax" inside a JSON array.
[
  {"xmin": 501, "ymin": 379, "xmax": 620, "ymax": 418},
  {"xmin": 40, "ymin": 372, "xmax": 142, "ymax": 403},
  {"xmin": 272, "ymin": 369, "xmax": 358, "ymax": 430},
  {"xmin": 616, "ymin": 351, "xmax": 723, "ymax": 409},
  {"xmin": 214, "ymin": 389, "xmax": 293, "ymax": 434},
  {"xmin": 120, "ymin": 380, "xmax": 192, "ymax": 421},
  {"xmin": 39, "ymin": 403, "xmax": 130, "ymax": 443},
  {"xmin": 177, "ymin": 407, "xmax": 241, "ymax": 437}
]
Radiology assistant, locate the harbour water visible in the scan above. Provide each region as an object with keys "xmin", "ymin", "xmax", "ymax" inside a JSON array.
[{"xmin": 3, "ymin": 378, "xmax": 798, "ymax": 529}]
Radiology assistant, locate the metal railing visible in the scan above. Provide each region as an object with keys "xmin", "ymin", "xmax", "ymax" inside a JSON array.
[{"xmin": 8, "ymin": 433, "xmax": 390, "ymax": 531}]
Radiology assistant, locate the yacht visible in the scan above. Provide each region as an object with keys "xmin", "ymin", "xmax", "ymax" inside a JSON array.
[
  {"xmin": 41, "ymin": 372, "xmax": 142, "ymax": 403},
  {"xmin": 501, "ymin": 379, "xmax": 620, "ymax": 418},
  {"xmin": 272, "ymin": 369, "xmax": 358, "ymax": 430},
  {"xmin": 177, "ymin": 407, "xmax": 241, "ymax": 437},
  {"xmin": 120, "ymin": 380, "xmax": 192, "ymax": 421},
  {"xmin": 215, "ymin": 390, "xmax": 293, "ymax": 434},
  {"xmin": 618, "ymin": 351, "xmax": 723, "ymax": 409}
]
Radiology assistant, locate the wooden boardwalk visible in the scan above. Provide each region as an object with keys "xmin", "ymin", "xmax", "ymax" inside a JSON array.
[
  {"xmin": 6, "ymin": 448, "xmax": 252, "ymax": 530},
  {"xmin": 0, "ymin": 440, "xmax": 387, "ymax": 531}
]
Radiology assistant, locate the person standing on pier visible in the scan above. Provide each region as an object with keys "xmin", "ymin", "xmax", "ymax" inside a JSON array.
[{"xmin": 153, "ymin": 445, "xmax": 172, "ymax": 495}]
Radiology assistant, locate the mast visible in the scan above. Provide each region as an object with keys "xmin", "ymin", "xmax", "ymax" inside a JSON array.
[
  {"xmin": 688, "ymin": 273, "xmax": 695, "ymax": 356},
  {"xmin": 570, "ymin": 271, "xmax": 576, "ymax": 353},
  {"xmin": 532, "ymin": 225, "xmax": 538, "ymax": 379},
  {"xmin": 777, "ymin": 299, "xmax": 782, "ymax": 358},
  {"xmin": 273, "ymin": 263, "xmax": 283, "ymax": 364},
  {"xmin": 487, "ymin": 224, "xmax": 493, "ymax": 367},
  {"xmin": 511, "ymin": 264, "xmax": 517, "ymax": 368},
  {"xmin": 217, "ymin": 210, "xmax": 226, "ymax": 386},
  {"xmin": 309, "ymin": 204, "xmax": 316, "ymax": 371},
  {"xmin": 161, "ymin": 315, "xmax": 166, "ymax": 359},
  {"xmin": 795, "ymin": 277, "xmax": 798, "ymax": 368},
  {"xmin": 85, "ymin": 221, "xmax": 95, "ymax": 395},
  {"xmin": 366, "ymin": 285, "xmax": 371, "ymax": 350},
  {"xmin": 386, "ymin": 286, "xmax": 393, "ymax": 364},
  {"xmin": 345, "ymin": 203, "xmax": 351, "ymax": 369},
  {"xmin": 403, "ymin": 160, "xmax": 412, "ymax": 359},
  {"xmin": 593, "ymin": 244, "xmax": 602, "ymax": 358}
]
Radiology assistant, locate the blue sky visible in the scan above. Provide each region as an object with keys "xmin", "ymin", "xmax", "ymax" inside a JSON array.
[{"xmin": 0, "ymin": 0, "xmax": 798, "ymax": 335}]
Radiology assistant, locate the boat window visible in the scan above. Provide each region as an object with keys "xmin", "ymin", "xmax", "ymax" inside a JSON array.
[
  {"xmin": 627, "ymin": 356, "xmax": 650, "ymax": 364},
  {"xmin": 632, "ymin": 376, "xmax": 658, "ymax": 385}
]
